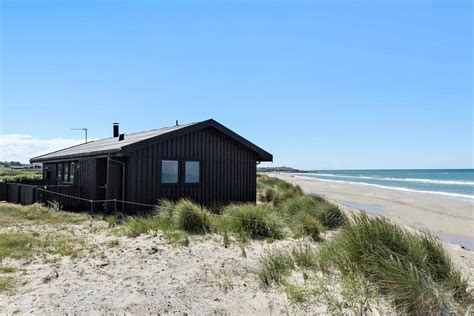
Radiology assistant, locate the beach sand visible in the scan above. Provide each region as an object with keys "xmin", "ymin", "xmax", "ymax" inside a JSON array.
[
  {"xmin": 1, "ymin": 191, "xmax": 473, "ymax": 313},
  {"xmin": 268, "ymin": 172, "xmax": 474, "ymax": 250}
]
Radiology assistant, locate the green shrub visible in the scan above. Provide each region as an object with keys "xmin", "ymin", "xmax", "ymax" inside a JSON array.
[
  {"xmin": 0, "ymin": 169, "xmax": 42, "ymax": 182},
  {"xmin": 173, "ymin": 199, "xmax": 211, "ymax": 234},
  {"xmin": 222, "ymin": 203, "xmax": 283, "ymax": 240},
  {"xmin": 257, "ymin": 249, "xmax": 294, "ymax": 287}
]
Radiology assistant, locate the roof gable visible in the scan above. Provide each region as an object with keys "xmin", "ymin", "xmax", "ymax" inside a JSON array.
[{"xmin": 30, "ymin": 119, "xmax": 272, "ymax": 162}]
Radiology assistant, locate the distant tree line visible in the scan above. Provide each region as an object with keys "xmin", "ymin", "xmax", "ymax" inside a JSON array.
[{"xmin": 0, "ymin": 161, "xmax": 23, "ymax": 167}]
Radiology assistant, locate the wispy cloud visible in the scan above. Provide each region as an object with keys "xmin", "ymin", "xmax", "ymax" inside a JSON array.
[{"xmin": 0, "ymin": 134, "xmax": 85, "ymax": 163}]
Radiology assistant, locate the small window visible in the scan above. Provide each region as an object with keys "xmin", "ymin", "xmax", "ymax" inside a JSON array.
[
  {"xmin": 162, "ymin": 160, "xmax": 178, "ymax": 184},
  {"xmin": 69, "ymin": 162, "xmax": 75, "ymax": 183},
  {"xmin": 185, "ymin": 161, "xmax": 200, "ymax": 183},
  {"xmin": 56, "ymin": 163, "xmax": 63, "ymax": 183},
  {"xmin": 64, "ymin": 163, "xmax": 70, "ymax": 182}
]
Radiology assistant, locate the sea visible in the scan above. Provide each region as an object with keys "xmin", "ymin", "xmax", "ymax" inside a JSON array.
[{"xmin": 294, "ymin": 169, "xmax": 474, "ymax": 201}]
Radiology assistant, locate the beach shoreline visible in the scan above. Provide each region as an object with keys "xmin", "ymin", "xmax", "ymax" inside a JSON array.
[{"xmin": 267, "ymin": 172, "xmax": 474, "ymax": 251}]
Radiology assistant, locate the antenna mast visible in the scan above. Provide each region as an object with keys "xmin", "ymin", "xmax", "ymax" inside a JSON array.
[{"xmin": 70, "ymin": 128, "xmax": 88, "ymax": 143}]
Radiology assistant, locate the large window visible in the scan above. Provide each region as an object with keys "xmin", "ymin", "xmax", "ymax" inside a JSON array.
[
  {"xmin": 162, "ymin": 160, "xmax": 178, "ymax": 183},
  {"xmin": 185, "ymin": 161, "xmax": 200, "ymax": 183}
]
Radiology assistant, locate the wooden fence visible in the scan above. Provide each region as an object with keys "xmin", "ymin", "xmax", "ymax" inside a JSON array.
[
  {"xmin": 0, "ymin": 182, "xmax": 154, "ymax": 213},
  {"xmin": 0, "ymin": 182, "xmax": 91, "ymax": 211}
]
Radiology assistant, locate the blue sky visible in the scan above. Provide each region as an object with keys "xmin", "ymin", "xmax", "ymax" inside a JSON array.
[{"xmin": 0, "ymin": 0, "xmax": 472, "ymax": 169}]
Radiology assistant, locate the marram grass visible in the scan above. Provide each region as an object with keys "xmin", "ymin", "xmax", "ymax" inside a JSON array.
[{"xmin": 318, "ymin": 213, "xmax": 472, "ymax": 313}]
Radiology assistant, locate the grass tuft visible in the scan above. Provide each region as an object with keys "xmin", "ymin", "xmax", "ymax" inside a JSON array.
[
  {"xmin": 0, "ymin": 276, "xmax": 15, "ymax": 293},
  {"xmin": 292, "ymin": 243, "xmax": 318, "ymax": 270},
  {"xmin": 0, "ymin": 265, "xmax": 19, "ymax": 273},
  {"xmin": 221, "ymin": 203, "xmax": 283, "ymax": 240},
  {"xmin": 292, "ymin": 211, "xmax": 322, "ymax": 241},
  {"xmin": 173, "ymin": 199, "xmax": 212, "ymax": 234},
  {"xmin": 257, "ymin": 249, "xmax": 294, "ymax": 287}
]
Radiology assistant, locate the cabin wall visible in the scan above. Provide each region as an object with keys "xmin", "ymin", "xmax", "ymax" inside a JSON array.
[
  {"xmin": 78, "ymin": 158, "xmax": 96, "ymax": 200},
  {"xmin": 125, "ymin": 126, "xmax": 258, "ymax": 209}
]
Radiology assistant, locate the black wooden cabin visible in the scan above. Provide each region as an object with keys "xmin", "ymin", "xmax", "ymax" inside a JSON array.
[{"xmin": 30, "ymin": 119, "xmax": 272, "ymax": 211}]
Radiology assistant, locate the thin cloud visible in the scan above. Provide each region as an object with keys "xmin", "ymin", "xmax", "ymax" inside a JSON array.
[{"xmin": 0, "ymin": 134, "xmax": 85, "ymax": 163}]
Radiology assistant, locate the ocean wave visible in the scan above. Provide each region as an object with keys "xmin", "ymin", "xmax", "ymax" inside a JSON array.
[
  {"xmin": 294, "ymin": 175, "xmax": 474, "ymax": 201},
  {"xmin": 300, "ymin": 173, "xmax": 474, "ymax": 185}
]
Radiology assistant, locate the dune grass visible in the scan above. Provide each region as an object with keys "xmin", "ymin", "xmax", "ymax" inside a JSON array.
[
  {"xmin": 0, "ymin": 265, "xmax": 19, "ymax": 273},
  {"xmin": 220, "ymin": 203, "xmax": 284, "ymax": 240},
  {"xmin": 256, "ymin": 213, "xmax": 472, "ymax": 313},
  {"xmin": 0, "ymin": 203, "xmax": 89, "ymax": 227},
  {"xmin": 0, "ymin": 232, "xmax": 82, "ymax": 260},
  {"xmin": 115, "ymin": 176, "xmax": 344, "ymax": 242},
  {"xmin": 257, "ymin": 174, "xmax": 304, "ymax": 206},
  {"xmin": 318, "ymin": 213, "xmax": 472, "ymax": 313},
  {"xmin": 257, "ymin": 248, "xmax": 294, "ymax": 287},
  {"xmin": 172, "ymin": 199, "xmax": 212, "ymax": 234},
  {"xmin": 115, "ymin": 199, "xmax": 212, "ymax": 245},
  {"xmin": 0, "ymin": 276, "xmax": 15, "ymax": 293}
]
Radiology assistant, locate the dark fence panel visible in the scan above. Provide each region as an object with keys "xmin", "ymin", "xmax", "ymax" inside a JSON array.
[
  {"xmin": 6, "ymin": 183, "xmax": 22, "ymax": 203},
  {"xmin": 20, "ymin": 184, "xmax": 37, "ymax": 205},
  {"xmin": 0, "ymin": 182, "xmax": 6, "ymax": 201}
]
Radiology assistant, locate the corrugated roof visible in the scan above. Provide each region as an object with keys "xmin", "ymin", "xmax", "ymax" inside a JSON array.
[{"xmin": 30, "ymin": 122, "xmax": 197, "ymax": 162}]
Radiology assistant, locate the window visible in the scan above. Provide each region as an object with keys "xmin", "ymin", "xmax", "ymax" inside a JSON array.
[
  {"xmin": 162, "ymin": 160, "xmax": 178, "ymax": 183},
  {"xmin": 56, "ymin": 162, "xmax": 75, "ymax": 183},
  {"xmin": 185, "ymin": 161, "xmax": 200, "ymax": 183},
  {"xmin": 56, "ymin": 163, "xmax": 63, "ymax": 183},
  {"xmin": 69, "ymin": 162, "xmax": 75, "ymax": 183},
  {"xmin": 64, "ymin": 163, "xmax": 70, "ymax": 182}
]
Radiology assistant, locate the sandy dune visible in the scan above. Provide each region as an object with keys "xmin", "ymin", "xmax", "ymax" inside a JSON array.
[{"xmin": 0, "ymin": 219, "xmax": 322, "ymax": 314}]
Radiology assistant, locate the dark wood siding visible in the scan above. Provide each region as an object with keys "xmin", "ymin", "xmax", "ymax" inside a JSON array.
[
  {"xmin": 35, "ymin": 126, "xmax": 261, "ymax": 213},
  {"xmin": 79, "ymin": 158, "xmax": 96, "ymax": 200},
  {"xmin": 125, "ymin": 126, "xmax": 258, "ymax": 210}
]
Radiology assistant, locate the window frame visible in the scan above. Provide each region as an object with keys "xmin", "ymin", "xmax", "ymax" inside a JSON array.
[
  {"xmin": 56, "ymin": 163, "xmax": 63, "ymax": 184},
  {"xmin": 64, "ymin": 162, "xmax": 70, "ymax": 183},
  {"xmin": 184, "ymin": 160, "xmax": 200, "ymax": 184},
  {"xmin": 161, "ymin": 159, "xmax": 179, "ymax": 185},
  {"xmin": 69, "ymin": 162, "xmax": 75, "ymax": 184},
  {"xmin": 56, "ymin": 161, "xmax": 76, "ymax": 184}
]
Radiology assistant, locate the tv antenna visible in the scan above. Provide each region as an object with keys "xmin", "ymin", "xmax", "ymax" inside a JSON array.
[{"xmin": 70, "ymin": 128, "xmax": 88, "ymax": 143}]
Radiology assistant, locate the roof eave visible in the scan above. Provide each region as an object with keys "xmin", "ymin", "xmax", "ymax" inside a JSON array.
[{"xmin": 30, "ymin": 149, "xmax": 122, "ymax": 163}]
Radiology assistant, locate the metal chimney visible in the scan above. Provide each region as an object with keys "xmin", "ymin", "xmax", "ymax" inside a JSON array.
[{"xmin": 113, "ymin": 123, "xmax": 119, "ymax": 137}]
